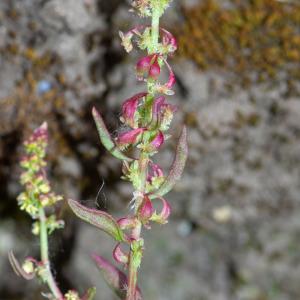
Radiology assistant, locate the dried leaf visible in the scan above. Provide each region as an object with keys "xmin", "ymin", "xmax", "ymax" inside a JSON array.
[
  {"xmin": 68, "ymin": 199, "xmax": 125, "ymax": 242},
  {"xmin": 151, "ymin": 126, "xmax": 188, "ymax": 198},
  {"xmin": 92, "ymin": 107, "xmax": 132, "ymax": 162}
]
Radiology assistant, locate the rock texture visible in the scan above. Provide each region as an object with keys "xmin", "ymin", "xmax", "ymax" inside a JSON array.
[{"xmin": 1, "ymin": 1, "xmax": 300, "ymax": 300}]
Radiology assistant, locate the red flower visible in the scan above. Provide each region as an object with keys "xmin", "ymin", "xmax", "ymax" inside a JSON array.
[
  {"xmin": 151, "ymin": 131, "xmax": 164, "ymax": 150},
  {"xmin": 138, "ymin": 194, "xmax": 154, "ymax": 225},
  {"xmin": 148, "ymin": 57, "xmax": 161, "ymax": 80},
  {"xmin": 148, "ymin": 162, "xmax": 164, "ymax": 180},
  {"xmin": 121, "ymin": 92, "xmax": 147, "ymax": 128},
  {"xmin": 136, "ymin": 54, "xmax": 160, "ymax": 81},
  {"xmin": 151, "ymin": 97, "xmax": 177, "ymax": 130},
  {"xmin": 113, "ymin": 243, "xmax": 129, "ymax": 265},
  {"xmin": 117, "ymin": 128, "xmax": 145, "ymax": 145},
  {"xmin": 161, "ymin": 28, "xmax": 177, "ymax": 53},
  {"xmin": 150, "ymin": 196, "xmax": 171, "ymax": 224}
]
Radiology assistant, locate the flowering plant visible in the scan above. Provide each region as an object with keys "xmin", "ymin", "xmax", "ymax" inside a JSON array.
[
  {"xmin": 9, "ymin": 123, "xmax": 95, "ymax": 300},
  {"xmin": 9, "ymin": 1, "xmax": 187, "ymax": 299}
]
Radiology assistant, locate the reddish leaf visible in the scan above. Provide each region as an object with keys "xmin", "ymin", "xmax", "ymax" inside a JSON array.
[
  {"xmin": 81, "ymin": 287, "xmax": 96, "ymax": 300},
  {"xmin": 92, "ymin": 253, "xmax": 143, "ymax": 300},
  {"xmin": 151, "ymin": 126, "xmax": 188, "ymax": 198},
  {"xmin": 68, "ymin": 199, "xmax": 125, "ymax": 242},
  {"xmin": 92, "ymin": 107, "xmax": 132, "ymax": 162}
]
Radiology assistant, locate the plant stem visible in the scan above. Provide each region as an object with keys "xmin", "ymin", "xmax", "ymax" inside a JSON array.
[
  {"xmin": 126, "ymin": 156, "xmax": 146, "ymax": 299},
  {"xmin": 39, "ymin": 207, "xmax": 63, "ymax": 299},
  {"xmin": 127, "ymin": 3, "xmax": 162, "ymax": 299},
  {"xmin": 151, "ymin": 3, "xmax": 160, "ymax": 53},
  {"xmin": 127, "ymin": 253, "xmax": 138, "ymax": 300}
]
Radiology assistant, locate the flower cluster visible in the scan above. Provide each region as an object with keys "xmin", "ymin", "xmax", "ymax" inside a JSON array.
[
  {"xmin": 17, "ymin": 122, "xmax": 64, "ymax": 234},
  {"xmin": 10, "ymin": 124, "xmax": 96, "ymax": 300}
]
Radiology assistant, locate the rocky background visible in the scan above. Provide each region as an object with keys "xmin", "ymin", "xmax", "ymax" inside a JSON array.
[{"xmin": 1, "ymin": 0, "xmax": 300, "ymax": 300}]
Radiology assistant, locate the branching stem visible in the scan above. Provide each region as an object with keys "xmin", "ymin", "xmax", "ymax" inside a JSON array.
[{"xmin": 151, "ymin": 3, "xmax": 160, "ymax": 53}]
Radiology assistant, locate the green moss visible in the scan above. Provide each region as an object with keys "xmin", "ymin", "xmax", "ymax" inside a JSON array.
[{"xmin": 177, "ymin": 0, "xmax": 300, "ymax": 92}]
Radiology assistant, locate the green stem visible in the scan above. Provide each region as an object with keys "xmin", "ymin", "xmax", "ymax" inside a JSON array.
[
  {"xmin": 126, "ymin": 155, "xmax": 146, "ymax": 299},
  {"xmin": 39, "ymin": 207, "xmax": 63, "ymax": 299},
  {"xmin": 126, "ymin": 4, "xmax": 162, "ymax": 299},
  {"xmin": 151, "ymin": 3, "xmax": 160, "ymax": 53},
  {"xmin": 126, "ymin": 254, "xmax": 138, "ymax": 300}
]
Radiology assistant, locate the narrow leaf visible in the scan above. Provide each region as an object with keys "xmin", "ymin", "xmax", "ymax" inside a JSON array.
[
  {"xmin": 91, "ymin": 254, "xmax": 142, "ymax": 300},
  {"xmin": 68, "ymin": 199, "xmax": 125, "ymax": 242},
  {"xmin": 8, "ymin": 250, "xmax": 35, "ymax": 280},
  {"xmin": 150, "ymin": 126, "xmax": 188, "ymax": 198},
  {"xmin": 92, "ymin": 107, "xmax": 132, "ymax": 161}
]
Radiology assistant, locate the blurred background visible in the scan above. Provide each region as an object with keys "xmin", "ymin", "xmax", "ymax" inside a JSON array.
[{"xmin": 1, "ymin": 0, "xmax": 300, "ymax": 299}]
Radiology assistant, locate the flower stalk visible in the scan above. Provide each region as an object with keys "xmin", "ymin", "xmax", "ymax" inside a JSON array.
[
  {"xmin": 39, "ymin": 207, "xmax": 63, "ymax": 299},
  {"xmin": 151, "ymin": 3, "xmax": 160, "ymax": 53},
  {"xmin": 69, "ymin": 0, "xmax": 187, "ymax": 299},
  {"xmin": 9, "ymin": 123, "xmax": 95, "ymax": 300},
  {"xmin": 126, "ymin": 3, "xmax": 162, "ymax": 295}
]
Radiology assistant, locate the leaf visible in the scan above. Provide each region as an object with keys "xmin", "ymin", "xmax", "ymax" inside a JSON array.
[
  {"xmin": 91, "ymin": 254, "xmax": 143, "ymax": 300},
  {"xmin": 150, "ymin": 126, "xmax": 188, "ymax": 199},
  {"xmin": 92, "ymin": 107, "xmax": 132, "ymax": 162},
  {"xmin": 8, "ymin": 250, "xmax": 35, "ymax": 280},
  {"xmin": 68, "ymin": 199, "xmax": 125, "ymax": 242}
]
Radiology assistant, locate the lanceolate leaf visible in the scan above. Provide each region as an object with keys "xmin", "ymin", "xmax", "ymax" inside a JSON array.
[
  {"xmin": 68, "ymin": 199, "xmax": 125, "ymax": 242},
  {"xmin": 150, "ymin": 126, "xmax": 188, "ymax": 199},
  {"xmin": 8, "ymin": 250, "xmax": 35, "ymax": 280},
  {"xmin": 91, "ymin": 254, "xmax": 143, "ymax": 300},
  {"xmin": 92, "ymin": 107, "xmax": 132, "ymax": 162}
]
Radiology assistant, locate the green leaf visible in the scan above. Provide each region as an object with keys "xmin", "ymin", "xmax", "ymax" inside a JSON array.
[
  {"xmin": 92, "ymin": 107, "xmax": 132, "ymax": 162},
  {"xmin": 150, "ymin": 126, "xmax": 188, "ymax": 198},
  {"xmin": 68, "ymin": 199, "xmax": 125, "ymax": 242}
]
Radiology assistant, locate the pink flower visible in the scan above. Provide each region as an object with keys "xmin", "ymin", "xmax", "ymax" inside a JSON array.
[
  {"xmin": 153, "ymin": 58, "xmax": 176, "ymax": 95},
  {"xmin": 113, "ymin": 243, "xmax": 129, "ymax": 265},
  {"xmin": 151, "ymin": 97, "xmax": 177, "ymax": 131},
  {"xmin": 157, "ymin": 197, "xmax": 171, "ymax": 223},
  {"xmin": 148, "ymin": 162, "xmax": 164, "ymax": 179},
  {"xmin": 27, "ymin": 122, "xmax": 48, "ymax": 144},
  {"xmin": 117, "ymin": 128, "xmax": 145, "ymax": 145},
  {"xmin": 136, "ymin": 54, "xmax": 155, "ymax": 80},
  {"xmin": 161, "ymin": 28, "xmax": 177, "ymax": 53},
  {"xmin": 138, "ymin": 195, "xmax": 154, "ymax": 225},
  {"xmin": 121, "ymin": 92, "xmax": 147, "ymax": 128},
  {"xmin": 151, "ymin": 131, "xmax": 164, "ymax": 150},
  {"xmin": 148, "ymin": 57, "xmax": 161, "ymax": 80},
  {"xmin": 136, "ymin": 54, "xmax": 160, "ymax": 81},
  {"xmin": 150, "ymin": 196, "xmax": 171, "ymax": 224}
]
